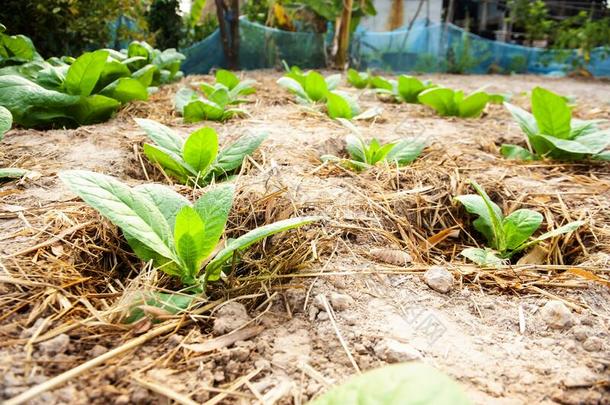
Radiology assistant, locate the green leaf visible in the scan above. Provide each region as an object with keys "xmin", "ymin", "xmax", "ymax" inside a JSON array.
[
  {"xmin": 133, "ymin": 184, "xmax": 190, "ymax": 231},
  {"xmin": 229, "ymin": 79, "xmax": 256, "ymax": 99},
  {"xmin": 308, "ymin": 363, "xmax": 472, "ymax": 405},
  {"xmin": 461, "ymin": 247, "xmax": 505, "ymax": 267},
  {"xmin": 132, "ymin": 64, "xmax": 157, "ymax": 87},
  {"xmin": 205, "ymin": 216, "xmax": 320, "ymax": 281},
  {"xmin": 97, "ymin": 58, "xmax": 131, "ymax": 90},
  {"xmin": 64, "ymin": 50, "xmax": 109, "ymax": 96},
  {"xmin": 0, "ymin": 105, "xmax": 12, "ymax": 140},
  {"xmin": 123, "ymin": 291, "xmax": 195, "ymax": 324},
  {"xmin": 0, "ymin": 167, "xmax": 29, "ymax": 180},
  {"xmin": 469, "ymin": 181, "xmax": 505, "ymax": 250},
  {"xmin": 182, "ymin": 127, "xmax": 218, "ymax": 173},
  {"xmin": 345, "ymin": 134, "xmax": 367, "ymax": 163},
  {"xmin": 174, "ymin": 87, "xmax": 198, "ymax": 114},
  {"xmin": 212, "ymin": 132, "xmax": 268, "ymax": 175},
  {"xmin": 69, "ymin": 95, "xmax": 120, "ymax": 125},
  {"xmin": 458, "ymin": 92, "xmax": 489, "ymax": 118},
  {"xmin": 347, "ymin": 69, "xmax": 368, "ymax": 89},
  {"xmin": 174, "ymin": 205, "xmax": 206, "ymax": 281},
  {"xmin": 418, "ymin": 87, "xmax": 456, "ymax": 116},
  {"xmin": 143, "ymin": 143, "xmax": 194, "ymax": 182},
  {"xmin": 397, "ymin": 75, "xmax": 425, "ymax": 103},
  {"xmin": 136, "ymin": 118, "xmax": 184, "ymax": 155},
  {"xmin": 504, "ymin": 102, "xmax": 538, "ymax": 139},
  {"xmin": 216, "ymin": 69, "xmax": 239, "ymax": 90},
  {"xmin": 183, "ymin": 99, "xmax": 226, "ymax": 122},
  {"xmin": 277, "ymin": 77, "xmax": 310, "ymax": 102},
  {"xmin": 1, "ymin": 34, "xmax": 37, "ymax": 62},
  {"xmin": 538, "ymin": 134, "xmax": 601, "ymax": 155},
  {"xmin": 500, "ymin": 144, "xmax": 538, "ymax": 161},
  {"xmin": 304, "ymin": 71, "xmax": 328, "ymax": 102},
  {"xmin": 502, "ymin": 209, "xmax": 543, "ymax": 251},
  {"xmin": 531, "ymin": 87, "xmax": 571, "ymax": 139},
  {"xmin": 59, "ymin": 170, "xmax": 176, "ymax": 261},
  {"xmin": 326, "ymin": 92, "xmax": 353, "ymax": 119},
  {"xmin": 386, "ymin": 138, "xmax": 426, "ymax": 165},
  {"xmin": 325, "ymin": 74, "xmax": 341, "ymax": 90},
  {"xmin": 517, "ymin": 220, "xmax": 584, "ymax": 252},
  {"xmin": 193, "ymin": 183, "xmax": 235, "ymax": 260},
  {"xmin": 100, "ymin": 77, "xmax": 148, "ymax": 104},
  {"xmin": 370, "ymin": 76, "xmax": 393, "ymax": 91},
  {"xmin": 208, "ymin": 88, "xmax": 230, "ymax": 107},
  {"xmin": 455, "ymin": 189, "xmax": 504, "ymax": 249}
]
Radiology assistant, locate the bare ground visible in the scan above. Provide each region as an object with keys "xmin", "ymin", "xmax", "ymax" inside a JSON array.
[{"xmin": 1, "ymin": 71, "xmax": 610, "ymax": 404}]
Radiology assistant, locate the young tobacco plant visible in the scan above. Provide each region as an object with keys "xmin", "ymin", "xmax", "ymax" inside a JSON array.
[
  {"xmin": 59, "ymin": 171, "xmax": 320, "ymax": 290},
  {"xmin": 277, "ymin": 68, "xmax": 340, "ymax": 104},
  {"xmin": 199, "ymin": 69, "xmax": 256, "ymax": 101},
  {"xmin": 346, "ymin": 69, "xmax": 371, "ymax": 89},
  {"xmin": 370, "ymin": 75, "xmax": 436, "ymax": 103},
  {"xmin": 136, "ymin": 118, "xmax": 267, "ymax": 186},
  {"xmin": 175, "ymin": 85, "xmax": 246, "ymax": 123},
  {"xmin": 418, "ymin": 87, "xmax": 490, "ymax": 118},
  {"xmin": 455, "ymin": 181, "xmax": 583, "ymax": 266},
  {"xmin": 502, "ymin": 87, "xmax": 610, "ymax": 161},
  {"xmin": 0, "ymin": 106, "xmax": 28, "ymax": 181},
  {"xmin": 322, "ymin": 131, "xmax": 426, "ymax": 171}
]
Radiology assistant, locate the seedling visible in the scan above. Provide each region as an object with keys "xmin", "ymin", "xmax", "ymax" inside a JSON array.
[
  {"xmin": 455, "ymin": 181, "xmax": 583, "ymax": 266},
  {"xmin": 174, "ymin": 86, "xmax": 246, "ymax": 123},
  {"xmin": 321, "ymin": 123, "xmax": 426, "ymax": 170},
  {"xmin": 502, "ymin": 87, "xmax": 610, "ymax": 161},
  {"xmin": 60, "ymin": 170, "xmax": 320, "ymax": 290},
  {"xmin": 199, "ymin": 69, "xmax": 256, "ymax": 102},
  {"xmin": 136, "ymin": 119, "xmax": 266, "ymax": 186},
  {"xmin": 121, "ymin": 40, "xmax": 185, "ymax": 85},
  {"xmin": 277, "ymin": 68, "xmax": 340, "ymax": 104},
  {"xmin": 418, "ymin": 87, "xmax": 490, "ymax": 118},
  {"xmin": 371, "ymin": 75, "xmax": 436, "ymax": 103},
  {"xmin": 346, "ymin": 69, "xmax": 371, "ymax": 89},
  {"xmin": 0, "ymin": 106, "xmax": 28, "ymax": 181}
]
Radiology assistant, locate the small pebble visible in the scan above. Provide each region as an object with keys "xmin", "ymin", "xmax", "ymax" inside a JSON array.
[
  {"xmin": 424, "ymin": 266, "xmax": 454, "ymax": 293},
  {"xmin": 329, "ymin": 292, "xmax": 354, "ymax": 311},
  {"xmin": 540, "ymin": 300, "xmax": 574, "ymax": 330},
  {"xmin": 582, "ymin": 336, "xmax": 603, "ymax": 352}
]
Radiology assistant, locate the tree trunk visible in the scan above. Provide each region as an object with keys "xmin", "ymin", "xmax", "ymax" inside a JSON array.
[{"xmin": 335, "ymin": 0, "xmax": 354, "ymax": 69}]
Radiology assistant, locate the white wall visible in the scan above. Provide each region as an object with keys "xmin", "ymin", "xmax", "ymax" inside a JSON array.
[{"xmin": 360, "ymin": 0, "xmax": 443, "ymax": 32}]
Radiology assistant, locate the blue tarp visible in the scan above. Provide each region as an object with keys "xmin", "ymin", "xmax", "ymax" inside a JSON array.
[{"xmin": 181, "ymin": 18, "xmax": 610, "ymax": 77}]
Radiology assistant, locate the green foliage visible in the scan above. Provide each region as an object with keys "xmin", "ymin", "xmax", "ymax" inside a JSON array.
[
  {"xmin": 346, "ymin": 69, "xmax": 370, "ymax": 89},
  {"xmin": 147, "ymin": 0, "xmax": 183, "ymax": 50},
  {"xmin": 418, "ymin": 87, "xmax": 490, "ymax": 118},
  {"xmin": 455, "ymin": 181, "xmax": 583, "ymax": 266},
  {"xmin": 278, "ymin": 67, "xmax": 340, "ymax": 104},
  {"xmin": 370, "ymin": 75, "xmax": 436, "ymax": 104},
  {"xmin": 122, "ymin": 40, "xmax": 186, "ymax": 85},
  {"xmin": 0, "ymin": 24, "xmax": 42, "ymax": 68},
  {"xmin": 136, "ymin": 118, "xmax": 267, "ymax": 185},
  {"xmin": 502, "ymin": 87, "xmax": 610, "ymax": 161},
  {"xmin": 321, "ymin": 131, "xmax": 426, "ymax": 171},
  {"xmin": 326, "ymin": 91, "xmax": 360, "ymax": 120},
  {"xmin": 60, "ymin": 170, "xmax": 320, "ymax": 289},
  {"xmin": 507, "ymin": 0, "xmax": 552, "ymax": 44},
  {"xmin": 0, "ymin": 105, "xmax": 11, "ymax": 140},
  {"xmin": 199, "ymin": 69, "xmax": 256, "ymax": 101},
  {"xmin": 309, "ymin": 363, "xmax": 472, "ymax": 405}
]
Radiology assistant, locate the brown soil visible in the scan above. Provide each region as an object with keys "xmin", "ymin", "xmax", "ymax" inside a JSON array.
[{"xmin": 1, "ymin": 71, "xmax": 609, "ymax": 405}]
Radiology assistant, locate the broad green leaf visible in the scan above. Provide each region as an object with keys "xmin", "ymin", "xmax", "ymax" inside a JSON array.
[
  {"xmin": 326, "ymin": 92, "xmax": 353, "ymax": 119},
  {"xmin": 199, "ymin": 82, "xmax": 217, "ymax": 97},
  {"xmin": 205, "ymin": 216, "xmax": 320, "ymax": 281},
  {"xmin": 134, "ymin": 184, "xmax": 190, "ymax": 231},
  {"xmin": 461, "ymin": 247, "xmax": 505, "ymax": 267},
  {"xmin": 397, "ymin": 75, "xmax": 425, "ymax": 103},
  {"xmin": 216, "ymin": 69, "xmax": 239, "ymax": 89},
  {"xmin": 371, "ymin": 142, "xmax": 396, "ymax": 164},
  {"xmin": 59, "ymin": 170, "xmax": 176, "ymax": 261},
  {"xmin": 97, "ymin": 58, "xmax": 131, "ymax": 90},
  {"xmin": 504, "ymin": 102, "xmax": 538, "ymax": 139},
  {"xmin": 174, "ymin": 87, "xmax": 198, "ymax": 114},
  {"xmin": 136, "ymin": 118, "xmax": 183, "ymax": 155},
  {"xmin": 347, "ymin": 69, "xmax": 368, "ymax": 89},
  {"xmin": 212, "ymin": 132, "xmax": 268, "ymax": 175},
  {"xmin": 538, "ymin": 134, "xmax": 598, "ymax": 155},
  {"xmin": 69, "ymin": 95, "xmax": 120, "ymax": 125},
  {"xmin": 370, "ymin": 76, "xmax": 393, "ymax": 91},
  {"xmin": 304, "ymin": 71, "xmax": 328, "ymax": 102},
  {"xmin": 308, "ymin": 363, "xmax": 472, "ymax": 405},
  {"xmin": 100, "ymin": 77, "xmax": 148, "ymax": 104},
  {"xmin": 0, "ymin": 105, "xmax": 11, "ymax": 140},
  {"xmin": 0, "ymin": 167, "xmax": 29, "ymax": 180},
  {"xmin": 64, "ymin": 50, "xmax": 109, "ymax": 96},
  {"xmin": 594, "ymin": 151, "xmax": 610, "ymax": 161},
  {"xmin": 345, "ymin": 134, "xmax": 367, "ymax": 163},
  {"xmin": 123, "ymin": 233, "xmax": 182, "ymax": 276},
  {"xmin": 277, "ymin": 77, "xmax": 310, "ymax": 102},
  {"xmin": 499, "ymin": 144, "xmax": 538, "ymax": 161},
  {"xmin": 571, "ymin": 119, "xmax": 602, "ymax": 138},
  {"xmin": 458, "ymin": 92, "xmax": 489, "ymax": 118},
  {"xmin": 502, "ymin": 209, "xmax": 543, "ymax": 251},
  {"xmin": 143, "ymin": 143, "xmax": 194, "ymax": 182},
  {"xmin": 175, "ymin": 206, "xmax": 206, "ymax": 280},
  {"xmin": 325, "ymin": 74, "xmax": 341, "ymax": 90},
  {"xmin": 568, "ymin": 131, "xmax": 610, "ymax": 154},
  {"xmin": 386, "ymin": 138, "xmax": 426, "ymax": 165},
  {"xmin": 517, "ymin": 220, "xmax": 584, "ymax": 252},
  {"xmin": 193, "ymin": 183, "xmax": 235, "ymax": 260},
  {"xmin": 470, "ymin": 181, "xmax": 505, "ymax": 250},
  {"xmin": 127, "ymin": 41, "xmax": 152, "ymax": 69},
  {"xmin": 208, "ymin": 88, "xmax": 230, "ymax": 107},
  {"xmin": 531, "ymin": 87, "xmax": 571, "ymax": 139},
  {"xmin": 36, "ymin": 64, "xmax": 68, "ymax": 90},
  {"xmin": 454, "ymin": 193, "xmax": 503, "ymax": 248},
  {"xmin": 132, "ymin": 64, "xmax": 157, "ymax": 87},
  {"xmin": 124, "ymin": 291, "xmax": 195, "ymax": 324},
  {"xmin": 2, "ymin": 34, "xmax": 37, "ymax": 62},
  {"xmin": 182, "ymin": 127, "xmax": 218, "ymax": 173},
  {"xmin": 183, "ymin": 99, "xmax": 225, "ymax": 122},
  {"xmin": 418, "ymin": 87, "xmax": 455, "ymax": 116},
  {"xmin": 229, "ymin": 79, "xmax": 256, "ymax": 98}
]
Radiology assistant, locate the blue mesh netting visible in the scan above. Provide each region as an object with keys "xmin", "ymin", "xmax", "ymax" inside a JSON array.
[{"xmin": 181, "ymin": 18, "xmax": 610, "ymax": 77}]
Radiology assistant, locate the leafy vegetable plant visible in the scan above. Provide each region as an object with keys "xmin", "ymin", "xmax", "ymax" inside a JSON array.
[
  {"xmin": 455, "ymin": 181, "xmax": 583, "ymax": 266},
  {"xmin": 321, "ymin": 130, "xmax": 426, "ymax": 170},
  {"xmin": 277, "ymin": 68, "xmax": 340, "ymax": 104},
  {"xmin": 136, "ymin": 118, "xmax": 267, "ymax": 185},
  {"xmin": 0, "ymin": 106, "xmax": 28, "ymax": 181},
  {"xmin": 0, "ymin": 23, "xmax": 41, "ymax": 68},
  {"xmin": 370, "ymin": 74, "xmax": 436, "ymax": 103},
  {"xmin": 174, "ymin": 85, "xmax": 247, "ymax": 123},
  {"xmin": 119, "ymin": 40, "xmax": 185, "ymax": 86},
  {"xmin": 59, "ymin": 170, "xmax": 320, "ymax": 290},
  {"xmin": 502, "ymin": 87, "xmax": 610, "ymax": 161},
  {"xmin": 199, "ymin": 69, "xmax": 256, "ymax": 102},
  {"xmin": 346, "ymin": 68, "xmax": 371, "ymax": 89},
  {"xmin": 418, "ymin": 87, "xmax": 490, "ymax": 118}
]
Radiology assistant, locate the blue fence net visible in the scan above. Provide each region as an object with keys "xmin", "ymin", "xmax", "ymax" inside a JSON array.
[{"xmin": 181, "ymin": 18, "xmax": 610, "ymax": 77}]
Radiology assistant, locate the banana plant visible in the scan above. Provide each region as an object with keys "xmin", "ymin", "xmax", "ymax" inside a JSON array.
[
  {"xmin": 455, "ymin": 181, "xmax": 583, "ymax": 266},
  {"xmin": 136, "ymin": 118, "xmax": 267, "ymax": 186},
  {"xmin": 60, "ymin": 171, "xmax": 320, "ymax": 290},
  {"xmin": 502, "ymin": 87, "xmax": 610, "ymax": 161},
  {"xmin": 418, "ymin": 87, "xmax": 490, "ymax": 118},
  {"xmin": 370, "ymin": 75, "xmax": 436, "ymax": 103},
  {"xmin": 199, "ymin": 69, "xmax": 256, "ymax": 102},
  {"xmin": 0, "ymin": 106, "xmax": 28, "ymax": 181}
]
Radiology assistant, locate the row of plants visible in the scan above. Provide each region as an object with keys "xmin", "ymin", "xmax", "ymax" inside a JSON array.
[{"xmin": 0, "ymin": 23, "xmax": 185, "ymax": 128}]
